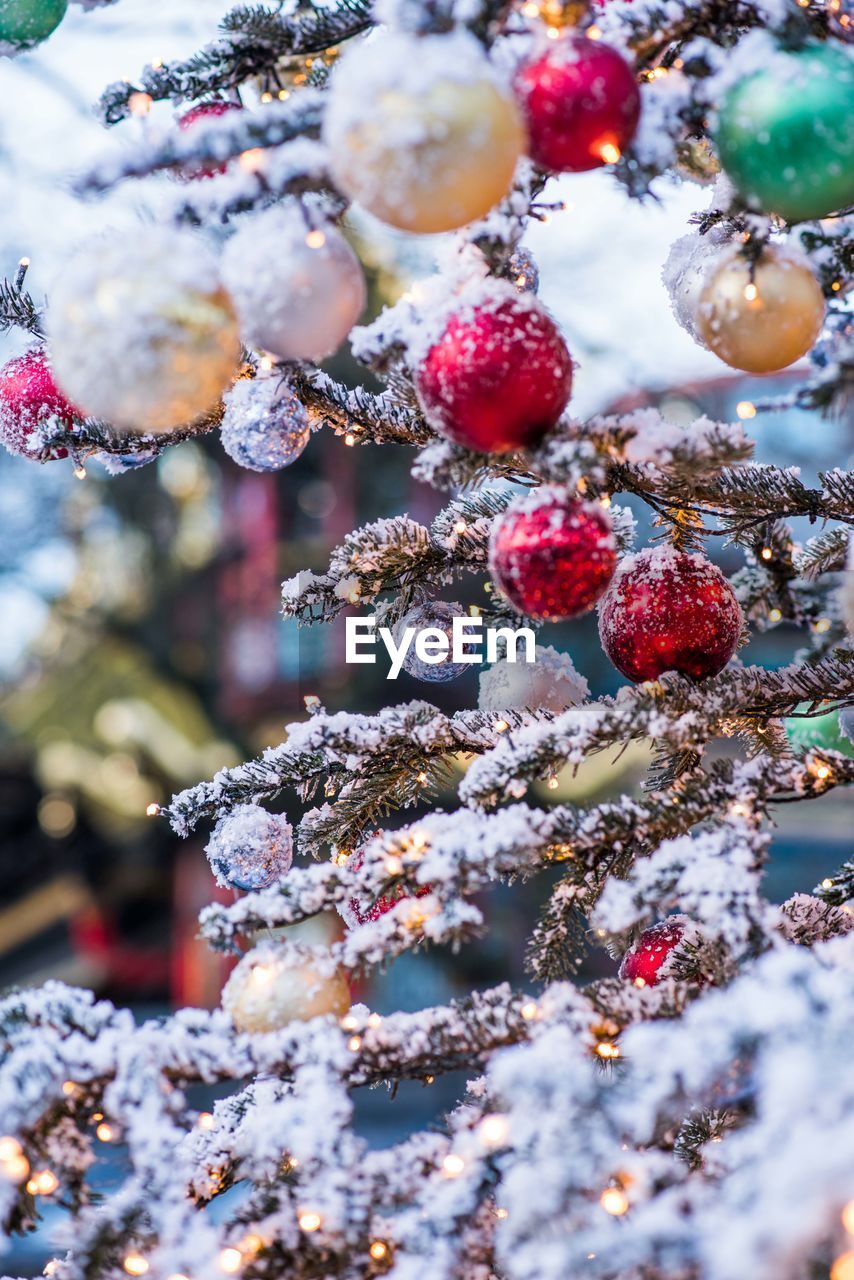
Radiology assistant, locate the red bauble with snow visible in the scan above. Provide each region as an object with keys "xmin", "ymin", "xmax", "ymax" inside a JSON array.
[
  {"xmin": 489, "ymin": 488, "xmax": 617, "ymax": 620},
  {"xmin": 0, "ymin": 348, "xmax": 77, "ymax": 461},
  {"xmin": 515, "ymin": 33, "xmax": 641, "ymax": 173},
  {"xmin": 177, "ymin": 100, "xmax": 242, "ymax": 178},
  {"xmin": 620, "ymin": 919, "xmax": 684, "ymax": 987},
  {"xmin": 342, "ymin": 848, "xmax": 431, "ymax": 928},
  {"xmin": 598, "ymin": 547, "xmax": 742, "ymax": 683},
  {"xmin": 414, "ymin": 293, "xmax": 573, "ymax": 455}
]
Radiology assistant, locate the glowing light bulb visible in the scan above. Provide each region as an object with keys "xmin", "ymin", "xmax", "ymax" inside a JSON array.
[
  {"xmin": 595, "ymin": 1042, "xmax": 621, "ymax": 1060},
  {"xmin": 442, "ymin": 1153, "xmax": 465, "ymax": 1177},
  {"xmin": 478, "ymin": 1115, "xmax": 510, "ymax": 1148},
  {"xmin": 219, "ymin": 1248, "xmax": 242, "ymax": 1274},
  {"xmin": 831, "ymin": 1252, "xmax": 854, "ymax": 1280},
  {"xmin": 842, "ymin": 1200, "xmax": 854, "ymax": 1234},
  {"xmin": 348, "ymin": 1036, "xmax": 362, "ymax": 1052},
  {"xmin": 369, "ymin": 1241, "xmax": 389, "ymax": 1260},
  {"xmin": 239, "ymin": 149, "xmax": 265, "ymax": 173},
  {"xmin": 743, "ymin": 282, "xmax": 759, "ymax": 302},
  {"xmin": 146, "ymin": 803, "xmax": 160, "ymax": 817},
  {"xmin": 123, "ymin": 1254, "xmax": 149, "ymax": 1276},
  {"xmin": 305, "ymin": 229, "xmax": 326, "ymax": 249},
  {"xmin": 27, "ymin": 1170, "xmax": 59, "ymax": 1196},
  {"xmin": 520, "ymin": 1001, "xmax": 539, "ymax": 1021},
  {"xmin": 298, "ymin": 1211, "xmax": 323, "ymax": 1233},
  {"xmin": 597, "ymin": 141, "xmax": 621, "ymax": 164},
  {"xmin": 760, "ymin": 547, "xmax": 773, "ymax": 561},
  {"xmin": 600, "ymin": 1187, "xmax": 629, "ymax": 1216},
  {"xmin": 736, "ymin": 400, "xmax": 756, "ymax": 420},
  {"xmin": 197, "ymin": 1112, "xmax": 214, "ymax": 1131}
]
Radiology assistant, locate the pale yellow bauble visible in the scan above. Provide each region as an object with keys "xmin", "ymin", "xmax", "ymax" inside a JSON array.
[
  {"xmin": 696, "ymin": 246, "xmax": 825, "ymax": 374},
  {"xmin": 47, "ymin": 228, "xmax": 241, "ymax": 433},
  {"xmin": 322, "ymin": 31, "xmax": 525, "ymax": 234},
  {"xmin": 222, "ymin": 941, "xmax": 350, "ymax": 1033}
]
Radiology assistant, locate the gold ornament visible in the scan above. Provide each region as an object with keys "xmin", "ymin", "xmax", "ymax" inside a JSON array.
[
  {"xmin": 696, "ymin": 246, "xmax": 825, "ymax": 374},
  {"xmin": 323, "ymin": 32, "xmax": 525, "ymax": 234},
  {"xmin": 222, "ymin": 942, "xmax": 350, "ymax": 1033},
  {"xmin": 674, "ymin": 136, "xmax": 720, "ymax": 186},
  {"xmin": 47, "ymin": 228, "xmax": 241, "ymax": 433}
]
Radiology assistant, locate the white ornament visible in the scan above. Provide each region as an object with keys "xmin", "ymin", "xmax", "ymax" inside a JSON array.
[
  {"xmin": 222, "ymin": 941, "xmax": 350, "ymax": 1033},
  {"xmin": 478, "ymin": 644, "xmax": 588, "ymax": 714},
  {"xmin": 47, "ymin": 228, "xmax": 240, "ymax": 433},
  {"xmin": 219, "ymin": 374, "xmax": 310, "ymax": 472},
  {"xmin": 205, "ymin": 804, "xmax": 294, "ymax": 890},
  {"xmin": 221, "ymin": 204, "xmax": 366, "ymax": 363},
  {"xmin": 661, "ymin": 228, "xmax": 730, "ymax": 342}
]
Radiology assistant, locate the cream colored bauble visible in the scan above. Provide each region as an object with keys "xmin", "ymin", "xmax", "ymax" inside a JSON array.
[
  {"xmin": 322, "ymin": 31, "xmax": 525, "ymax": 234},
  {"xmin": 47, "ymin": 228, "xmax": 241, "ymax": 433},
  {"xmin": 221, "ymin": 204, "xmax": 366, "ymax": 362},
  {"xmin": 222, "ymin": 941, "xmax": 350, "ymax": 1033},
  {"xmin": 696, "ymin": 245, "xmax": 826, "ymax": 374},
  {"xmin": 478, "ymin": 644, "xmax": 588, "ymax": 715}
]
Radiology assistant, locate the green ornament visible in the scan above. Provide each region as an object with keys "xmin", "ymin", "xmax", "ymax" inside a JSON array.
[
  {"xmin": 0, "ymin": 0, "xmax": 67, "ymax": 49},
  {"xmin": 784, "ymin": 707, "xmax": 854, "ymax": 757},
  {"xmin": 715, "ymin": 43, "xmax": 854, "ymax": 223}
]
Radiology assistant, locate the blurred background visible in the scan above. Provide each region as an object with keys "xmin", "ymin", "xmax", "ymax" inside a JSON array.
[{"xmin": 1, "ymin": 3, "xmax": 852, "ymax": 1273}]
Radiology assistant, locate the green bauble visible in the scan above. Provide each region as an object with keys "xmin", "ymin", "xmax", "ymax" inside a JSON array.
[
  {"xmin": 0, "ymin": 0, "xmax": 67, "ymax": 48},
  {"xmin": 715, "ymin": 44, "xmax": 854, "ymax": 223},
  {"xmin": 784, "ymin": 708, "xmax": 854, "ymax": 757}
]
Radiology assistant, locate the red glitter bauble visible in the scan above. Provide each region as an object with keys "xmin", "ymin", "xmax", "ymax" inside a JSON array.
[
  {"xmin": 0, "ymin": 349, "xmax": 76, "ymax": 461},
  {"xmin": 343, "ymin": 848, "xmax": 431, "ymax": 928},
  {"xmin": 414, "ymin": 293, "xmax": 573, "ymax": 455},
  {"xmin": 620, "ymin": 919, "xmax": 685, "ymax": 987},
  {"xmin": 515, "ymin": 34, "xmax": 641, "ymax": 173},
  {"xmin": 489, "ymin": 488, "xmax": 617, "ymax": 621},
  {"xmin": 598, "ymin": 547, "xmax": 742, "ymax": 683},
  {"xmin": 177, "ymin": 101, "xmax": 242, "ymax": 178}
]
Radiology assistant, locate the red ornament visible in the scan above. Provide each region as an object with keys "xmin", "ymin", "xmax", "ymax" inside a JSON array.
[
  {"xmin": 177, "ymin": 100, "xmax": 242, "ymax": 178},
  {"xmin": 343, "ymin": 848, "xmax": 431, "ymax": 928},
  {"xmin": 620, "ymin": 919, "xmax": 684, "ymax": 987},
  {"xmin": 489, "ymin": 487, "xmax": 617, "ymax": 620},
  {"xmin": 515, "ymin": 34, "xmax": 641, "ymax": 173},
  {"xmin": 0, "ymin": 349, "xmax": 76, "ymax": 461},
  {"xmin": 598, "ymin": 548, "xmax": 742, "ymax": 683},
  {"xmin": 414, "ymin": 293, "xmax": 573, "ymax": 455}
]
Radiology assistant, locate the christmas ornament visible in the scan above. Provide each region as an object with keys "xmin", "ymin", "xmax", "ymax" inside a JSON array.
[
  {"xmin": 784, "ymin": 708, "xmax": 854, "ymax": 758},
  {"xmin": 715, "ymin": 44, "xmax": 854, "ymax": 223},
  {"xmin": 414, "ymin": 288, "xmax": 572, "ymax": 454},
  {"xmin": 489, "ymin": 488, "xmax": 617, "ymax": 621},
  {"xmin": 0, "ymin": 348, "xmax": 76, "ymax": 461},
  {"xmin": 394, "ymin": 601, "xmax": 469, "ymax": 682},
  {"xmin": 696, "ymin": 246, "xmax": 825, "ymax": 374},
  {"xmin": 674, "ymin": 136, "xmax": 720, "ymax": 186},
  {"xmin": 205, "ymin": 804, "xmax": 294, "ymax": 891},
  {"xmin": 840, "ymin": 706, "xmax": 854, "ymax": 745},
  {"xmin": 221, "ymin": 204, "xmax": 365, "ymax": 362},
  {"xmin": 177, "ymin": 100, "xmax": 242, "ymax": 178},
  {"xmin": 0, "ymin": 0, "xmax": 66, "ymax": 49},
  {"xmin": 515, "ymin": 33, "xmax": 640, "ymax": 172},
  {"xmin": 219, "ymin": 374, "xmax": 310, "ymax": 472},
  {"xmin": 340, "ymin": 847, "xmax": 431, "ymax": 929},
  {"xmin": 47, "ymin": 228, "xmax": 241, "ymax": 433},
  {"xmin": 223, "ymin": 941, "xmax": 350, "ymax": 1032},
  {"xmin": 323, "ymin": 30, "xmax": 525, "ymax": 234},
  {"xmin": 620, "ymin": 918, "xmax": 686, "ymax": 987},
  {"xmin": 661, "ymin": 227, "xmax": 731, "ymax": 341},
  {"xmin": 598, "ymin": 547, "xmax": 742, "ymax": 683},
  {"xmin": 478, "ymin": 643, "xmax": 588, "ymax": 714}
]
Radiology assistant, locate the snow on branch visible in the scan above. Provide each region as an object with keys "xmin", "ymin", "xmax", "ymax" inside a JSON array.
[{"xmin": 97, "ymin": 1, "xmax": 374, "ymax": 125}]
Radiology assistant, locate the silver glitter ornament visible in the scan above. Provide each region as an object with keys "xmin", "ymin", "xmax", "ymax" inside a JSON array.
[
  {"xmin": 220, "ymin": 374, "xmax": 310, "ymax": 472},
  {"xmin": 394, "ymin": 600, "xmax": 468, "ymax": 682},
  {"xmin": 205, "ymin": 804, "xmax": 293, "ymax": 891}
]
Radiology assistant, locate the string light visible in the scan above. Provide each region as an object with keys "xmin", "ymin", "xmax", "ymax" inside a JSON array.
[
  {"xmin": 729, "ymin": 802, "xmax": 750, "ymax": 819},
  {"xmin": 0, "ymin": 1137, "xmax": 30, "ymax": 1183},
  {"xmin": 743, "ymin": 282, "xmax": 759, "ymax": 302},
  {"xmin": 547, "ymin": 776, "xmax": 559, "ymax": 790},
  {"xmin": 197, "ymin": 1112, "xmax": 214, "ymax": 1131},
  {"xmin": 369, "ymin": 1241, "xmax": 389, "ymax": 1261},
  {"xmin": 478, "ymin": 1114, "xmax": 510, "ymax": 1148},
  {"xmin": 27, "ymin": 1170, "xmax": 59, "ymax": 1196},
  {"xmin": 814, "ymin": 617, "xmax": 832, "ymax": 634},
  {"xmin": 597, "ymin": 141, "xmax": 621, "ymax": 164},
  {"xmin": 821, "ymin": 878, "xmax": 835, "ymax": 890},
  {"xmin": 760, "ymin": 547, "xmax": 773, "ymax": 561},
  {"xmin": 600, "ymin": 1187, "xmax": 629, "ymax": 1216},
  {"xmin": 454, "ymin": 519, "xmax": 467, "ymax": 534},
  {"xmin": 146, "ymin": 803, "xmax": 160, "ymax": 817},
  {"xmin": 520, "ymin": 1001, "xmax": 539, "ymax": 1021},
  {"xmin": 73, "ymin": 466, "xmax": 87, "ymax": 480},
  {"xmin": 340, "ymin": 1014, "xmax": 359, "ymax": 1031},
  {"xmin": 595, "ymin": 1041, "xmax": 621, "ymax": 1060},
  {"xmin": 831, "ymin": 1253, "xmax": 854, "ymax": 1280},
  {"xmin": 239, "ymin": 148, "xmax": 265, "ymax": 173},
  {"xmin": 841, "ymin": 1200, "xmax": 854, "ymax": 1234},
  {"xmin": 128, "ymin": 92, "xmax": 153, "ymax": 116},
  {"xmin": 367, "ymin": 1012, "xmax": 383, "ymax": 1028},
  {"xmin": 493, "ymin": 719, "xmax": 509, "ymax": 733},
  {"xmin": 218, "ymin": 1248, "xmax": 242, "ymax": 1273},
  {"xmin": 298, "ymin": 1211, "xmax": 323, "ymax": 1233},
  {"xmin": 814, "ymin": 763, "xmax": 832, "ymax": 781},
  {"xmin": 96, "ymin": 1123, "xmax": 115, "ymax": 1142},
  {"xmin": 44, "ymin": 1262, "xmax": 60, "ymax": 1277},
  {"xmin": 442, "ymin": 1153, "xmax": 465, "ymax": 1178},
  {"xmin": 736, "ymin": 400, "xmax": 756, "ymax": 419},
  {"xmin": 495, "ymin": 1207, "xmax": 508, "ymax": 1220},
  {"xmin": 62, "ymin": 1081, "xmax": 78, "ymax": 1097},
  {"xmin": 769, "ymin": 608, "xmax": 782, "ymax": 623},
  {"xmin": 305, "ymin": 229, "xmax": 326, "ymax": 249},
  {"xmin": 348, "ymin": 1036, "xmax": 362, "ymax": 1052},
  {"xmin": 123, "ymin": 1254, "xmax": 149, "ymax": 1276}
]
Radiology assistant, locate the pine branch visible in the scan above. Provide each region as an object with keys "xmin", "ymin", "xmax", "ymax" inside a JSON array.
[
  {"xmin": 0, "ymin": 268, "xmax": 45, "ymax": 339},
  {"xmin": 97, "ymin": 1, "xmax": 373, "ymax": 125},
  {"xmin": 292, "ymin": 366, "xmax": 434, "ymax": 446}
]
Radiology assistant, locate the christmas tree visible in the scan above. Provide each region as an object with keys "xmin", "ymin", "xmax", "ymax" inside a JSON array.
[{"xmin": 1, "ymin": 0, "xmax": 854, "ymax": 1278}]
